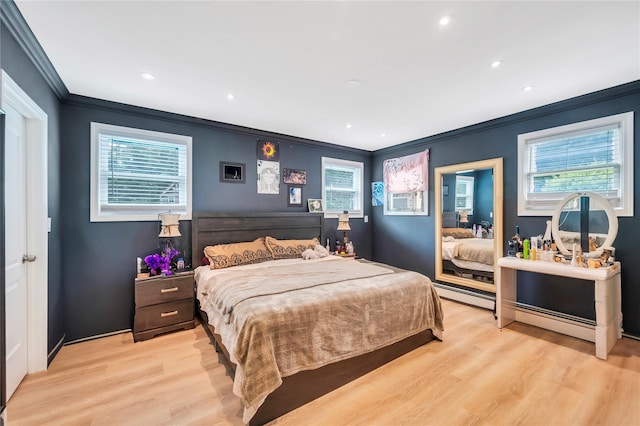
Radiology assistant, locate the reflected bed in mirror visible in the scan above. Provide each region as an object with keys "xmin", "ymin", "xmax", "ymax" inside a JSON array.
[{"xmin": 435, "ymin": 158, "xmax": 503, "ymax": 293}]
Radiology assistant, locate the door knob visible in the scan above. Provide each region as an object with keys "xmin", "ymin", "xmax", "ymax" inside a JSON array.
[{"xmin": 22, "ymin": 254, "xmax": 37, "ymax": 263}]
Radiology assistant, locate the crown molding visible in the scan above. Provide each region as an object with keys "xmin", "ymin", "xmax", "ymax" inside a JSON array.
[
  {"xmin": 374, "ymin": 79, "xmax": 640, "ymax": 157},
  {"xmin": 0, "ymin": 0, "xmax": 69, "ymax": 100}
]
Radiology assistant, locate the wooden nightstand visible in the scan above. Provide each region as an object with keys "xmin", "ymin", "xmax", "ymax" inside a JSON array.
[{"xmin": 133, "ymin": 270, "xmax": 195, "ymax": 342}]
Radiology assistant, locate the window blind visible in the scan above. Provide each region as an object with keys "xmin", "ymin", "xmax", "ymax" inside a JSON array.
[
  {"xmin": 98, "ymin": 133, "xmax": 187, "ymax": 210},
  {"xmin": 324, "ymin": 163, "xmax": 362, "ymax": 212},
  {"xmin": 526, "ymin": 125, "xmax": 620, "ymax": 202}
]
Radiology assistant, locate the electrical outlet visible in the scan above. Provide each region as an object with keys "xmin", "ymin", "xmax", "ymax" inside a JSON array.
[{"xmin": 364, "ymin": 215, "xmax": 369, "ymax": 223}]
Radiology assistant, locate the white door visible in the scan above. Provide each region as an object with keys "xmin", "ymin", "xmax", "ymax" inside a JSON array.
[{"xmin": 4, "ymin": 102, "xmax": 28, "ymax": 399}]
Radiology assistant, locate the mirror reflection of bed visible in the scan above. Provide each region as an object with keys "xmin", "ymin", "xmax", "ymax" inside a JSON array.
[{"xmin": 435, "ymin": 158, "xmax": 503, "ymax": 293}]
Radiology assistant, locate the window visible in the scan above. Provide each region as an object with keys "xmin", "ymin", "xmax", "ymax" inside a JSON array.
[
  {"xmin": 455, "ymin": 175, "xmax": 474, "ymax": 214},
  {"xmin": 322, "ymin": 157, "xmax": 363, "ymax": 218},
  {"xmin": 518, "ymin": 112, "xmax": 634, "ymax": 216},
  {"xmin": 90, "ymin": 122, "xmax": 192, "ymax": 222},
  {"xmin": 383, "ymin": 149, "xmax": 429, "ymax": 216}
]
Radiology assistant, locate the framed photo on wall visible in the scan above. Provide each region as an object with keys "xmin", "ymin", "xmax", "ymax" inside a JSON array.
[
  {"xmin": 308, "ymin": 198, "xmax": 323, "ymax": 213},
  {"xmin": 288, "ymin": 186, "xmax": 303, "ymax": 206},
  {"xmin": 283, "ymin": 168, "xmax": 307, "ymax": 184},
  {"xmin": 220, "ymin": 161, "xmax": 245, "ymax": 183}
]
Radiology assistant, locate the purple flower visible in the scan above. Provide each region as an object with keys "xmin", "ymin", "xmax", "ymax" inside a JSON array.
[{"xmin": 144, "ymin": 247, "xmax": 180, "ymax": 276}]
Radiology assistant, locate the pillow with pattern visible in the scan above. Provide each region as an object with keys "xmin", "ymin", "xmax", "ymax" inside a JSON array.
[
  {"xmin": 265, "ymin": 236, "xmax": 320, "ymax": 259},
  {"xmin": 441, "ymin": 228, "xmax": 474, "ymax": 239},
  {"xmin": 203, "ymin": 237, "xmax": 273, "ymax": 269}
]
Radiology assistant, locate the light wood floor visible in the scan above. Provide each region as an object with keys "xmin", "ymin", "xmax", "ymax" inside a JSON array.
[{"xmin": 7, "ymin": 299, "xmax": 640, "ymax": 425}]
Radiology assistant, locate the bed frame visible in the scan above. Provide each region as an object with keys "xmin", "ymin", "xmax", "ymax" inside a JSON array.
[{"xmin": 192, "ymin": 212, "xmax": 436, "ymax": 425}]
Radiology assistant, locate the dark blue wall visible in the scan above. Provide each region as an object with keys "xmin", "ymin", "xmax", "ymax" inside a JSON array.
[
  {"xmin": 4, "ymin": 2, "xmax": 640, "ymax": 348},
  {"xmin": 60, "ymin": 96, "xmax": 373, "ymax": 341},
  {"xmin": 372, "ymin": 81, "xmax": 640, "ymax": 336},
  {"xmin": 1, "ymin": 25, "xmax": 64, "ymax": 356}
]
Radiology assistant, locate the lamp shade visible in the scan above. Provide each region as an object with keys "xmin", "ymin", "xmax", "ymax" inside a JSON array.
[
  {"xmin": 337, "ymin": 213, "xmax": 351, "ymax": 231},
  {"xmin": 158, "ymin": 213, "xmax": 181, "ymax": 237},
  {"xmin": 459, "ymin": 212, "xmax": 469, "ymax": 223}
]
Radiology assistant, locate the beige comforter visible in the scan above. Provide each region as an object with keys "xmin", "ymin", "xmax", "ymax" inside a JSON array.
[
  {"xmin": 451, "ymin": 238, "xmax": 494, "ymax": 265},
  {"xmin": 196, "ymin": 257, "xmax": 443, "ymax": 422}
]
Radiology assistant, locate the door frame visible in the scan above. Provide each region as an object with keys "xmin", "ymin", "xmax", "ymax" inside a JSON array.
[{"xmin": 1, "ymin": 69, "xmax": 48, "ymax": 374}]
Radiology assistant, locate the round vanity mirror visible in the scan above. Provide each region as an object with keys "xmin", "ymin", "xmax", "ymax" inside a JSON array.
[{"xmin": 551, "ymin": 191, "xmax": 618, "ymax": 257}]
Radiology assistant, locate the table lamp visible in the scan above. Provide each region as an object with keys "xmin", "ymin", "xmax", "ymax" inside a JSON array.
[{"xmin": 337, "ymin": 211, "xmax": 351, "ymax": 250}]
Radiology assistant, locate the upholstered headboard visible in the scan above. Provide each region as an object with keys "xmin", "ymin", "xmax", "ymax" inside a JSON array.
[{"xmin": 191, "ymin": 212, "xmax": 324, "ymax": 267}]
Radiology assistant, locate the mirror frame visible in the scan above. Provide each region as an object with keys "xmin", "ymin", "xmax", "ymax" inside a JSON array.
[
  {"xmin": 551, "ymin": 191, "xmax": 618, "ymax": 258},
  {"xmin": 435, "ymin": 158, "xmax": 503, "ymax": 293}
]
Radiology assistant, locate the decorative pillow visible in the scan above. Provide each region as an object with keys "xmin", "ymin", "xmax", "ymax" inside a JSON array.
[
  {"xmin": 442, "ymin": 228, "xmax": 474, "ymax": 239},
  {"xmin": 203, "ymin": 238, "xmax": 273, "ymax": 270},
  {"xmin": 265, "ymin": 236, "xmax": 319, "ymax": 259}
]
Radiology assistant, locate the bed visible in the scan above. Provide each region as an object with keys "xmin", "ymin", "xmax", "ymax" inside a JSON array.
[
  {"xmin": 441, "ymin": 212, "xmax": 494, "ymax": 282},
  {"xmin": 191, "ymin": 212, "xmax": 444, "ymax": 425}
]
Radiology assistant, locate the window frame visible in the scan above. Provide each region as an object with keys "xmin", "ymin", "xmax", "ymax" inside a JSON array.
[
  {"xmin": 90, "ymin": 122, "xmax": 193, "ymax": 222},
  {"xmin": 455, "ymin": 175, "xmax": 475, "ymax": 215},
  {"xmin": 321, "ymin": 157, "xmax": 364, "ymax": 219},
  {"xmin": 517, "ymin": 112, "xmax": 634, "ymax": 217},
  {"xmin": 383, "ymin": 190, "xmax": 428, "ymax": 216}
]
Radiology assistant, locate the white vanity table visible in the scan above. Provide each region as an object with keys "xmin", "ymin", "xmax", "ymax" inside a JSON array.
[{"xmin": 496, "ymin": 257, "xmax": 622, "ymax": 360}]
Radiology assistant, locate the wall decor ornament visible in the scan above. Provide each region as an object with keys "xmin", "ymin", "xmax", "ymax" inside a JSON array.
[
  {"xmin": 372, "ymin": 181, "xmax": 384, "ymax": 206},
  {"xmin": 308, "ymin": 198, "xmax": 323, "ymax": 213},
  {"xmin": 288, "ymin": 186, "xmax": 303, "ymax": 206},
  {"xmin": 283, "ymin": 168, "xmax": 307, "ymax": 184},
  {"xmin": 257, "ymin": 160, "xmax": 280, "ymax": 194},
  {"xmin": 219, "ymin": 161, "xmax": 245, "ymax": 183},
  {"xmin": 257, "ymin": 139, "xmax": 280, "ymax": 161}
]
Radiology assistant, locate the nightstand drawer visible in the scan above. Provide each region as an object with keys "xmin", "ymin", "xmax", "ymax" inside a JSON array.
[
  {"xmin": 134, "ymin": 298, "xmax": 194, "ymax": 331},
  {"xmin": 135, "ymin": 274, "xmax": 193, "ymax": 307}
]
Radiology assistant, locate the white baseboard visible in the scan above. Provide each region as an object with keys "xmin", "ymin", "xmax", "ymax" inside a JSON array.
[
  {"xmin": 434, "ymin": 283, "xmax": 495, "ymax": 310},
  {"xmin": 64, "ymin": 329, "xmax": 131, "ymax": 346},
  {"xmin": 514, "ymin": 306, "xmax": 595, "ymax": 342}
]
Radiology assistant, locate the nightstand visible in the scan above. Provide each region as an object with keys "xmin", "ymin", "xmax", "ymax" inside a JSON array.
[
  {"xmin": 133, "ymin": 270, "xmax": 195, "ymax": 342},
  {"xmin": 337, "ymin": 253, "xmax": 356, "ymax": 258}
]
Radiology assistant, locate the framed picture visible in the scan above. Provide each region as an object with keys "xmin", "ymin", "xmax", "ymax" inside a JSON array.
[
  {"xmin": 443, "ymin": 185, "xmax": 449, "ymax": 196},
  {"xmin": 220, "ymin": 161, "xmax": 245, "ymax": 183},
  {"xmin": 283, "ymin": 168, "xmax": 307, "ymax": 184},
  {"xmin": 372, "ymin": 181, "xmax": 384, "ymax": 206},
  {"xmin": 307, "ymin": 198, "xmax": 323, "ymax": 213},
  {"xmin": 288, "ymin": 186, "xmax": 303, "ymax": 206}
]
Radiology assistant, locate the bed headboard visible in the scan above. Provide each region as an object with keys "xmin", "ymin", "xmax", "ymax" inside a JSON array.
[
  {"xmin": 191, "ymin": 212, "xmax": 324, "ymax": 267},
  {"xmin": 442, "ymin": 211, "xmax": 458, "ymax": 228}
]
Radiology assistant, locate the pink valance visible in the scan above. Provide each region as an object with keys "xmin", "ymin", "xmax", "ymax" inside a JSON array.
[{"xmin": 383, "ymin": 149, "xmax": 429, "ymax": 193}]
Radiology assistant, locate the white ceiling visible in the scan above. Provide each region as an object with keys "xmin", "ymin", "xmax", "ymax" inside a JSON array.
[{"xmin": 14, "ymin": 1, "xmax": 640, "ymax": 151}]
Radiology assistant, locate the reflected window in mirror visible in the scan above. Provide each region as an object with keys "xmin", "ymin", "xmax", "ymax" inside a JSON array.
[{"xmin": 455, "ymin": 175, "xmax": 475, "ymax": 215}]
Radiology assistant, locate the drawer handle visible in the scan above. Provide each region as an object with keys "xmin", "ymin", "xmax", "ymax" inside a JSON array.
[
  {"xmin": 160, "ymin": 287, "xmax": 179, "ymax": 293},
  {"xmin": 161, "ymin": 310, "xmax": 178, "ymax": 318}
]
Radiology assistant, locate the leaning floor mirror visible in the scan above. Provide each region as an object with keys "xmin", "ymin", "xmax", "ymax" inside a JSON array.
[{"xmin": 435, "ymin": 158, "xmax": 503, "ymax": 293}]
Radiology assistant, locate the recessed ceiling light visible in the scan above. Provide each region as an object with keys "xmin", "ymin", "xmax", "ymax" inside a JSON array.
[
  {"xmin": 346, "ymin": 124, "xmax": 352, "ymax": 129},
  {"xmin": 227, "ymin": 93, "xmax": 235, "ymax": 100},
  {"xmin": 439, "ymin": 16, "xmax": 451, "ymax": 26},
  {"xmin": 381, "ymin": 133, "xmax": 386, "ymax": 138},
  {"xmin": 522, "ymin": 85, "xmax": 534, "ymax": 92},
  {"xmin": 346, "ymin": 79, "xmax": 361, "ymax": 87},
  {"xmin": 490, "ymin": 60, "xmax": 501, "ymax": 68},
  {"xmin": 141, "ymin": 73, "xmax": 155, "ymax": 80}
]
